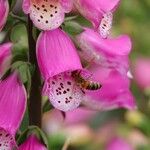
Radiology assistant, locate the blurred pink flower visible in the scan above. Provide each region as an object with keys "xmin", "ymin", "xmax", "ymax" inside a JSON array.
[
  {"xmin": 22, "ymin": 0, "xmax": 73, "ymax": 30},
  {"xmin": 19, "ymin": 134, "xmax": 47, "ymax": 150},
  {"xmin": 36, "ymin": 29, "xmax": 84, "ymax": 112},
  {"xmin": 0, "ymin": 43, "xmax": 12, "ymax": 78},
  {"xmin": 134, "ymin": 58, "xmax": 150, "ymax": 89},
  {"xmin": 0, "ymin": 72, "xmax": 27, "ymax": 149},
  {"xmin": 77, "ymin": 28, "xmax": 132, "ymax": 75},
  {"xmin": 83, "ymin": 65, "xmax": 136, "ymax": 110},
  {"xmin": 106, "ymin": 137, "xmax": 133, "ymax": 150},
  {"xmin": 0, "ymin": 0, "xmax": 9, "ymax": 31},
  {"xmin": 74, "ymin": 0, "xmax": 120, "ymax": 37},
  {"xmin": 65, "ymin": 108, "xmax": 96, "ymax": 125}
]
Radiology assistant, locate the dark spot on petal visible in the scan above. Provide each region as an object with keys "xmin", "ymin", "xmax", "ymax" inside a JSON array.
[
  {"xmin": 42, "ymin": 5, "xmax": 45, "ymax": 8},
  {"xmin": 40, "ymin": 15, "xmax": 43, "ymax": 18},
  {"xmin": 67, "ymin": 81, "xmax": 71, "ymax": 85},
  {"xmin": 63, "ymin": 91, "xmax": 67, "ymax": 94},
  {"xmin": 44, "ymin": 9, "xmax": 47, "ymax": 12},
  {"xmin": 55, "ymin": 11, "xmax": 58, "ymax": 13},
  {"xmin": 46, "ymin": 20, "xmax": 48, "ymax": 23},
  {"xmin": 50, "ymin": 4, "xmax": 54, "ymax": 7},
  {"xmin": 67, "ymin": 88, "xmax": 70, "ymax": 91},
  {"xmin": 52, "ymin": 81, "xmax": 55, "ymax": 84}
]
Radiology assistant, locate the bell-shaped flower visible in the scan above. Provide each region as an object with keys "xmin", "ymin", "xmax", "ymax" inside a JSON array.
[
  {"xmin": 22, "ymin": 0, "xmax": 73, "ymax": 30},
  {"xmin": 74, "ymin": 0, "xmax": 120, "ymax": 37},
  {"xmin": 0, "ymin": 43, "xmax": 12, "ymax": 78},
  {"xmin": 106, "ymin": 137, "xmax": 133, "ymax": 150},
  {"xmin": 76, "ymin": 28, "xmax": 132, "ymax": 75},
  {"xmin": 0, "ymin": 72, "xmax": 27, "ymax": 149},
  {"xmin": 83, "ymin": 65, "xmax": 136, "ymax": 110},
  {"xmin": 19, "ymin": 134, "xmax": 47, "ymax": 150},
  {"xmin": 0, "ymin": 0, "xmax": 9, "ymax": 31},
  {"xmin": 134, "ymin": 57, "xmax": 150, "ymax": 90},
  {"xmin": 36, "ymin": 28, "xmax": 84, "ymax": 112}
]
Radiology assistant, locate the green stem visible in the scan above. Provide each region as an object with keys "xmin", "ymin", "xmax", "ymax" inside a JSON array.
[
  {"xmin": 27, "ymin": 16, "xmax": 42, "ymax": 127},
  {"xmin": 10, "ymin": 12, "xmax": 26, "ymax": 23}
]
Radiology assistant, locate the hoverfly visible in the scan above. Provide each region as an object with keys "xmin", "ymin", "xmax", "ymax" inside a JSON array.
[{"xmin": 71, "ymin": 71, "xmax": 102, "ymax": 90}]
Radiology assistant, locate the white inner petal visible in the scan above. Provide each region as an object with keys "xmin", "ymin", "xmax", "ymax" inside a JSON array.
[
  {"xmin": 45, "ymin": 72, "xmax": 84, "ymax": 112},
  {"xmin": 98, "ymin": 12, "xmax": 113, "ymax": 38},
  {"xmin": 30, "ymin": 0, "xmax": 64, "ymax": 30},
  {"xmin": 0, "ymin": 128, "xmax": 16, "ymax": 150}
]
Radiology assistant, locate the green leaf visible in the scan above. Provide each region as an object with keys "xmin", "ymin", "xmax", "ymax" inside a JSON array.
[
  {"xmin": 17, "ymin": 126, "xmax": 49, "ymax": 149},
  {"xmin": 62, "ymin": 21, "xmax": 84, "ymax": 36}
]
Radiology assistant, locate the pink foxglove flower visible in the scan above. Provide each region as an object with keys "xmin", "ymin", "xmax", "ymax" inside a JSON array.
[
  {"xmin": 83, "ymin": 65, "xmax": 136, "ymax": 110},
  {"xmin": 0, "ymin": 43, "xmax": 12, "ymax": 78},
  {"xmin": 106, "ymin": 137, "xmax": 133, "ymax": 150},
  {"xmin": 19, "ymin": 134, "xmax": 47, "ymax": 150},
  {"xmin": 74, "ymin": 0, "xmax": 120, "ymax": 38},
  {"xmin": 77, "ymin": 28, "xmax": 132, "ymax": 75},
  {"xmin": 0, "ymin": 72, "xmax": 27, "ymax": 149},
  {"xmin": 134, "ymin": 58, "xmax": 150, "ymax": 89},
  {"xmin": 36, "ymin": 29, "xmax": 84, "ymax": 112},
  {"xmin": 0, "ymin": 0, "xmax": 9, "ymax": 31},
  {"xmin": 22, "ymin": 0, "xmax": 73, "ymax": 30}
]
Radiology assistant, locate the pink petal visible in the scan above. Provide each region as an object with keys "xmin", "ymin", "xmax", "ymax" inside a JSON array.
[
  {"xmin": 74, "ymin": 0, "xmax": 120, "ymax": 28},
  {"xmin": 19, "ymin": 135, "xmax": 47, "ymax": 150},
  {"xmin": 106, "ymin": 137, "xmax": 133, "ymax": 150},
  {"xmin": 60, "ymin": 0, "xmax": 73, "ymax": 13},
  {"xmin": 22, "ymin": 0, "xmax": 31, "ymax": 14},
  {"xmin": 84, "ymin": 66, "xmax": 136, "ymax": 110},
  {"xmin": 44, "ymin": 72, "xmax": 83, "ymax": 112},
  {"xmin": 0, "ymin": 0, "xmax": 9, "ymax": 31},
  {"xmin": 0, "ymin": 72, "xmax": 27, "ymax": 135},
  {"xmin": 65, "ymin": 108, "xmax": 96, "ymax": 125},
  {"xmin": 23, "ymin": 0, "xmax": 68, "ymax": 30},
  {"xmin": 36, "ymin": 28, "xmax": 82, "ymax": 80},
  {"xmin": 0, "ymin": 128, "xmax": 17, "ymax": 150},
  {"xmin": 0, "ymin": 43, "xmax": 12, "ymax": 78},
  {"xmin": 134, "ymin": 58, "xmax": 150, "ymax": 89},
  {"xmin": 77, "ymin": 28, "xmax": 131, "ymax": 74}
]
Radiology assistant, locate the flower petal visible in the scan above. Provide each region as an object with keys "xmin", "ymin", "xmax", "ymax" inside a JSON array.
[
  {"xmin": 23, "ymin": 0, "xmax": 67, "ymax": 30},
  {"xmin": 22, "ymin": 0, "xmax": 31, "ymax": 14},
  {"xmin": 0, "ymin": 43, "xmax": 12, "ymax": 78},
  {"xmin": 0, "ymin": 128, "xmax": 17, "ymax": 150},
  {"xmin": 134, "ymin": 58, "xmax": 150, "ymax": 89},
  {"xmin": 60, "ymin": 0, "xmax": 73, "ymax": 13},
  {"xmin": 77, "ymin": 28, "xmax": 131, "ymax": 74},
  {"xmin": 74, "ymin": 0, "xmax": 120, "ymax": 28},
  {"xmin": 36, "ymin": 28, "xmax": 82, "ymax": 80},
  {"xmin": 44, "ymin": 72, "xmax": 83, "ymax": 112},
  {"xmin": 0, "ymin": 0, "xmax": 9, "ymax": 31},
  {"xmin": 19, "ymin": 135, "xmax": 47, "ymax": 150},
  {"xmin": 83, "ymin": 66, "xmax": 136, "ymax": 110},
  {"xmin": 106, "ymin": 137, "xmax": 133, "ymax": 150},
  {"xmin": 0, "ymin": 72, "xmax": 27, "ymax": 135}
]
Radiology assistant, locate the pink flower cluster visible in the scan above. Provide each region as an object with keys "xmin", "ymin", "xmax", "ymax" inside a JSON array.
[
  {"xmin": 22, "ymin": 0, "xmax": 135, "ymax": 112},
  {"xmin": 0, "ymin": 0, "xmax": 136, "ymax": 149},
  {"xmin": 10, "ymin": 0, "xmax": 135, "ymax": 112}
]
